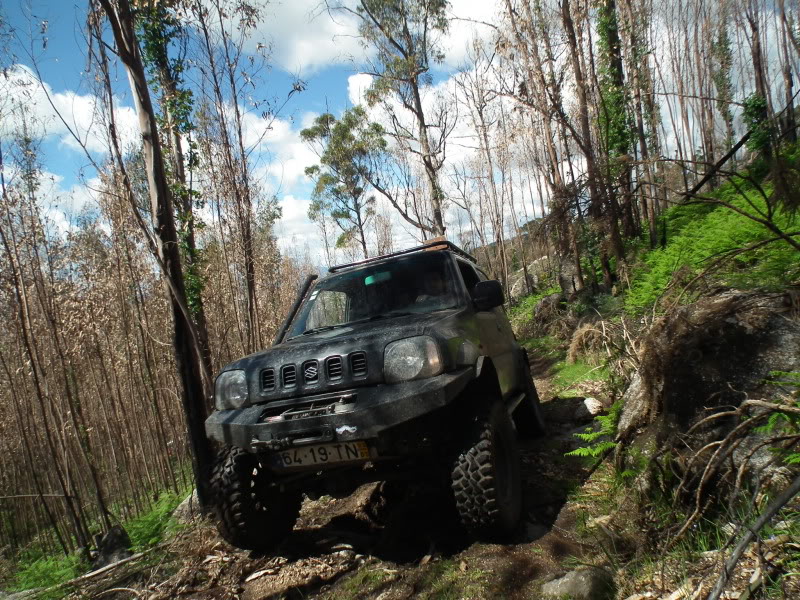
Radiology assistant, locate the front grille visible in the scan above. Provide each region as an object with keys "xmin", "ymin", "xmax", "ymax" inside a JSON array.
[
  {"xmin": 326, "ymin": 356, "xmax": 343, "ymax": 380},
  {"xmin": 261, "ymin": 368, "xmax": 275, "ymax": 391},
  {"xmin": 302, "ymin": 360, "xmax": 319, "ymax": 384},
  {"xmin": 349, "ymin": 352, "xmax": 367, "ymax": 377},
  {"xmin": 281, "ymin": 364, "xmax": 297, "ymax": 387}
]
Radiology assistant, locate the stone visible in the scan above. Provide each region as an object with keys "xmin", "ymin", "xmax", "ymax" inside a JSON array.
[
  {"xmin": 540, "ymin": 567, "xmax": 615, "ymax": 600},
  {"xmin": 575, "ymin": 397, "xmax": 605, "ymax": 421},
  {"xmin": 172, "ymin": 489, "xmax": 200, "ymax": 524},
  {"xmin": 91, "ymin": 524, "xmax": 132, "ymax": 570}
]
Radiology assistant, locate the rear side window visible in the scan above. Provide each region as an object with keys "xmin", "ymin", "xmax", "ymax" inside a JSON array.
[{"xmin": 457, "ymin": 260, "xmax": 480, "ymax": 294}]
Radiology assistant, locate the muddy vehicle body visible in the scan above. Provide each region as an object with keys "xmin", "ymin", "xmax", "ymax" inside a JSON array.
[{"xmin": 206, "ymin": 240, "xmax": 545, "ymax": 550}]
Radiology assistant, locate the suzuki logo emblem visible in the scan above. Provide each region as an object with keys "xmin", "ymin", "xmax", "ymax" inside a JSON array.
[{"xmin": 304, "ymin": 365, "xmax": 318, "ymax": 380}]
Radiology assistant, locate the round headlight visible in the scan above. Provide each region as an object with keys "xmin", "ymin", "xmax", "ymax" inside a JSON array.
[
  {"xmin": 384, "ymin": 336, "xmax": 442, "ymax": 383},
  {"xmin": 215, "ymin": 370, "xmax": 249, "ymax": 410}
]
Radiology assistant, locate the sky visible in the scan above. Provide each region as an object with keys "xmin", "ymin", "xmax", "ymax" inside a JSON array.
[{"xmin": 0, "ymin": 0, "xmax": 500, "ymax": 263}]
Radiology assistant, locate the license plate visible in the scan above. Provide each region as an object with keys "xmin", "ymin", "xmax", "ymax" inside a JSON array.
[{"xmin": 270, "ymin": 441, "xmax": 369, "ymax": 469}]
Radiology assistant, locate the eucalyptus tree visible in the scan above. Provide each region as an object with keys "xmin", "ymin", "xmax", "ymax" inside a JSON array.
[
  {"xmin": 330, "ymin": 0, "xmax": 452, "ymax": 236},
  {"xmin": 301, "ymin": 106, "xmax": 386, "ymax": 259},
  {"xmin": 135, "ymin": 0, "xmax": 214, "ymax": 380},
  {"xmin": 95, "ymin": 0, "xmax": 215, "ymax": 506}
]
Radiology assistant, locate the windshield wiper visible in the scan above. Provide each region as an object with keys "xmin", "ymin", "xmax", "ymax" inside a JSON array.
[{"xmin": 299, "ymin": 325, "xmax": 338, "ymax": 336}]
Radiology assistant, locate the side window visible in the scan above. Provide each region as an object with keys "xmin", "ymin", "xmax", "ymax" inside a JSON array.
[{"xmin": 457, "ymin": 260, "xmax": 480, "ymax": 295}]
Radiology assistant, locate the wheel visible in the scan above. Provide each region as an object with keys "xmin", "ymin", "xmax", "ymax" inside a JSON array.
[
  {"xmin": 451, "ymin": 401, "xmax": 522, "ymax": 538},
  {"xmin": 514, "ymin": 360, "xmax": 547, "ymax": 439},
  {"xmin": 210, "ymin": 446, "xmax": 302, "ymax": 551}
]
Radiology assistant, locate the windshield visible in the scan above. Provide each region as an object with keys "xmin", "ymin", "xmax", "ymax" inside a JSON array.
[{"xmin": 287, "ymin": 252, "xmax": 458, "ymax": 338}]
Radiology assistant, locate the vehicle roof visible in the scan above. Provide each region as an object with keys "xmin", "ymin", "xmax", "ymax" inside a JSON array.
[{"xmin": 328, "ymin": 237, "xmax": 477, "ymax": 274}]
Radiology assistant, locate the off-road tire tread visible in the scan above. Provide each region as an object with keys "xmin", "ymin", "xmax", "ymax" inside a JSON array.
[
  {"xmin": 451, "ymin": 404, "xmax": 521, "ymax": 537},
  {"xmin": 211, "ymin": 447, "xmax": 301, "ymax": 551}
]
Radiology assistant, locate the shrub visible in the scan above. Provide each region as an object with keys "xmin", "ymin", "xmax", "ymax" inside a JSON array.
[{"xmin": 125, "ymin": 493, "xmax": 183, "ymax": 551}]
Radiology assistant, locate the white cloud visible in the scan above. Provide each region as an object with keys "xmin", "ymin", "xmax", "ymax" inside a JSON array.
[
  {"xmin": 274, "ymin": 193, "xmax": 322, "ymax": 256},
  {"xmin": 347, "ymin": 73, "xmax": 373, "ymax": 106},
  {"xmin": 0, "ymin": 65, "xmax": 138, "ymax": 153},
  {"xmin": 442, "ymin": 0, "xmax": 501, "ymax": 70},
  {"xmin": 0, "ymin": 64, "xmax": 138, "ymax": 156},
  {"xmin": 247, "ymin": 0, "xmax": 366, "ymax": 75},
  {"xmin": 239, "ymin": 108, "xmax": 320, "ymax": 189}
]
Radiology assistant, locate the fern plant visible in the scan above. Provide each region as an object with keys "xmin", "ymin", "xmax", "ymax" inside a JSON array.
[
  {"xmin": 755, "ymin": 371, "xmax": 800, "ymax": 466},
  {"xmin": 566, "ymin": 399, "xmax": 624, "ymax": 459}
]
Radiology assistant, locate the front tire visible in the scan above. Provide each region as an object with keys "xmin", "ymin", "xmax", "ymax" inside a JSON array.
[
  {"xmin": 210, "ymin": 447, "xmax": 301, "ymax": 551},
  {"xmin": 451, "ymin": 402, "xmax": 522, "ymax": 538}
]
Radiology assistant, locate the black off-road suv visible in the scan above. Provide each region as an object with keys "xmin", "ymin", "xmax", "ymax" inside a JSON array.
[{"xmin": 205, "ymin": 239, "xmax": 545, "ymax": 550}]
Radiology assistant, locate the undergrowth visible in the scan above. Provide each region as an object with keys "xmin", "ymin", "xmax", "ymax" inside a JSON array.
[
  {"xmin": 10, "ymin": 552, "xmax": 86, "ymax": 598},
  {"xmin": 125, "ymin": 492, "xmax": 184, "ymax": 551},
  {"xmin": 626, "ymin": 179, "xmax": 800, "ymax": 311},
  {"xmin": 554, "ymin": 360, "xmax": 610, "ymax": 394},
  {"xmin": 566, "ymin": 399, "xmax": 623, "ymax": 460},
  {"xmin": 3, "ymin": 491, "xmax": 185, "ymax": 597}
]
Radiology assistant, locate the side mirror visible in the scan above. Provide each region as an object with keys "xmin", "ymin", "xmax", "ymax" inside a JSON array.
[{"xmin": 472, "ymin": 280, "xmax": 504, "ymax": 311}]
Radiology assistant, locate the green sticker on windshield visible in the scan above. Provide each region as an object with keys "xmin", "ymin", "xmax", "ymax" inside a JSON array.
[{"xmin": 365, "ymin": 272, "xmax": 391, "ymax": 285}]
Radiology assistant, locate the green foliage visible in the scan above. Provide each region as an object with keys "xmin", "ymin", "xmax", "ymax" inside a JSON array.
[
  {"xmin": 625, "ymin": 180, "xmax": 800, "ymax": 310},
  {"xmin": 12, "ymin": 552, "xmax": 85, "ymax": 596},
  {"xmin": 136, "ymin": 4, "xmax": 194, "ymax": 134},
  {"xmin": 566, "ymin": 399, "xmax": 623, "ymax": 459},
  {"xmin": 355, "ymin": 0, "xmax": 449, "ymax": 105},
  {"xmin": 301, "ymin": 106, "xmax": 388, "ymax": 254},
  {"xmin": 710, "ymin": 23, "xmax": 734, "ymax": 145},
  {"xmin": 125, "ymin": 493, "xmax": 182, "ymax": 551},
  {"xmin": 521, "ymin": 335, "xmax": 563, "ymax": 360},
  {"xmin": 743, "ymin": 93, "xmax": 773, "ymax": 154},
  {"xmin": 595, "ymin": 0, "xmax": 633, "ymax": 161},
  {"xmin": 509, "ymin": 286, "xmax": 560, "ymax": 320}
]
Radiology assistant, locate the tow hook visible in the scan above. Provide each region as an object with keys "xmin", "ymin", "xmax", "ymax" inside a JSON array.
[{"xmin": 251, "ymin": 437, "xmax": 290, "ymax": 451}]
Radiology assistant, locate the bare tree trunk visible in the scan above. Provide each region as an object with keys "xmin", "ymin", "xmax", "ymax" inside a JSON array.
[{"xmin": 97, "ymin": 0, "xmax": 214, "ymax": 507}]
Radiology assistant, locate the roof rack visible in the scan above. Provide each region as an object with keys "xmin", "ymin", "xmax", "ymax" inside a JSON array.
[{"xmin": 328, "ymin": 237, "xmax": 478, "ymax": 273}]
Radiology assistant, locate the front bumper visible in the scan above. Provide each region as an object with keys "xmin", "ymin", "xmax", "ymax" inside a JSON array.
[{"xmin": 205, "ymin": 368, "xmax": 473, "ymax": 455}]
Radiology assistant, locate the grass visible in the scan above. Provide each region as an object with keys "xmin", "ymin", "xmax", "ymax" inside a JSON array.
[
  {"xmin": 418, "ymin": 559, "xmax": 488, "ymax": 600},
  {"xmin": 324, "ymin": 566, "xmax": 394, "ymax": 599},
  {"xmin": 553, "ymin": 360, "xmax": 610, "ymax": 394},
  {"xmin": 522, "ymin": 335, "xmax": 564, "ymax": 360},
  {"xmin": 4, "ymin": 492, "xmax": 185, "ymax": 597}
]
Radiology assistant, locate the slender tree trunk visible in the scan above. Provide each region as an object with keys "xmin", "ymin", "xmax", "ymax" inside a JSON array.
[{"xmin": 97, "ymin": 0, "xmax": 214, "ymax": 506}]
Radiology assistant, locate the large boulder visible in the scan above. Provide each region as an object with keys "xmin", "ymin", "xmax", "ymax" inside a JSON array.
[
  {"xmin": 616, "ymin": 290, "xmax": 800, "ymax": 494},
  {"xmin": 91, "ymin": 525, "xmax": 132, "ymax": 570},
  {"xmin": 618, "ymin": 290, "xmax": 800, "ymax": 442},
  {"xmin": 171, "ymin": 489, "xmax": 200, "ymax": 524},
  {"xmin": 541, "ymin": 567, "xmax": 615, "ymax": 600},
  {"xmin": 508, "ymin": 256, "xmax": 552, "ymax": 303}
]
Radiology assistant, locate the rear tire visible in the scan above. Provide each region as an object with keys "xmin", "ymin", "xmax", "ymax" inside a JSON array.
[
  {"xmin": 210, "ymin": 447, "xmax": 301, "ymax": 551},
  {"xmin": 451, "ymin": 402, "xmax": 522, "ymax": 538},
  {"xmin": 514, "ymin": 361, "xmax": 546, "ymax": 439}
]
